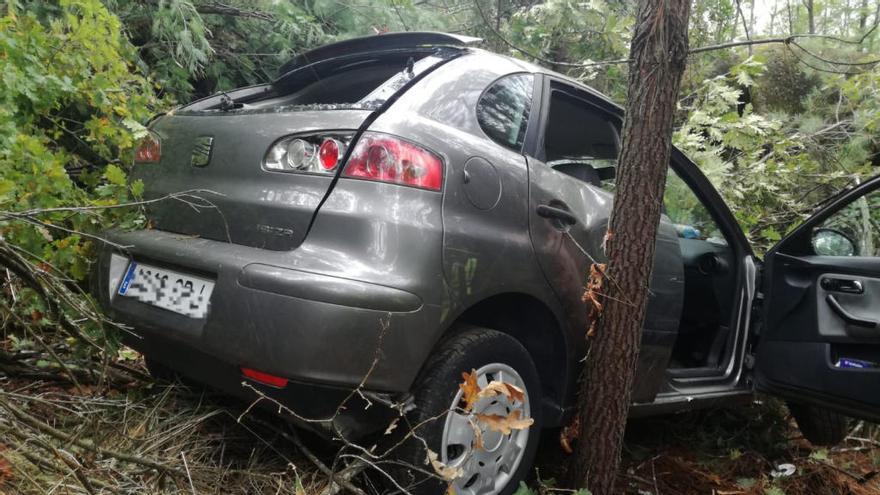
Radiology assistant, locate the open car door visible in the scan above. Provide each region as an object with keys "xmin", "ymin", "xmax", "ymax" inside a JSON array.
[{"xmin": 756, "ymin": 174, "xmax": 880, "ymax": 422}]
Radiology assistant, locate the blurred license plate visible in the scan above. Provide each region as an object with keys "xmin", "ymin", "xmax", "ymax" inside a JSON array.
[{"xmin": 117, "ymin": 262, "xmax": 214, "ymax": 318}]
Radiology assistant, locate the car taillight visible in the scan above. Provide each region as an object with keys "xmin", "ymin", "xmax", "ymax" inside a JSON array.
[
  {"xmin": 264, "ymin": 133, "xmax": 353, "ymax": 174},
  {"xmin": 318, "ymin": 138, "xmax": 341, "ymax": 170},
  {"xmin": 134, "ymin": 134, "xmax": 161, "ymax": 163},
  {"xmin": 343, "ymin": 133, "xmax": 443, "ymax": 191}
]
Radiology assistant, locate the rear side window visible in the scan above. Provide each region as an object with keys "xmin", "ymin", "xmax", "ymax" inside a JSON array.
[{"xmin": 476, "ymin": 74, "xmax": 534, "ymax": 151}]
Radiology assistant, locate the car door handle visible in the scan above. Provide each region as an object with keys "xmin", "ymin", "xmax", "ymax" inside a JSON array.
[
  {"xmin": 826, "ymin": 294, "xmax": 879, "ymax": 329},
  {"xmin": 536, "ymin": 204, "xmax": 578, "ymax": 226},
  {"xmin": 820, "ymin": 277, "xmax": 864, "ymax": 294}
]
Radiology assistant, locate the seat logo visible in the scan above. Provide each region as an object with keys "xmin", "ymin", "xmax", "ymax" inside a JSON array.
[{"xmin": 191, "ymin": 136, "xmax": 214, "ymax": 167}]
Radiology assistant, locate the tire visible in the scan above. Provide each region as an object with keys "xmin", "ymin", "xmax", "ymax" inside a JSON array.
[
  {"xmin": 393, "ymin": 327, "xmax": 543, "ymax": 495},
  {"xmin": 788, "ymin": 402, "xmax": 849, "ymax": 446}
]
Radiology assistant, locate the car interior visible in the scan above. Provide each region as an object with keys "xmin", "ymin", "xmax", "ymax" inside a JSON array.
[
  {"xmin": 228, "ymin": 51, "xmax": 439, "ymax": 110},
  {"xmin": 543, "ymin": 85, "xmax": 739, "ymax": 374},
  {"xmin": 663, "ymin": 169, "xmax": 737, "ymax": 371}
]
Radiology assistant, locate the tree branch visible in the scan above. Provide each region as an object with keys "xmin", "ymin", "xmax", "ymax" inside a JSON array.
[
  {"xmin": 193, "ymin": 2, "xmax": 273, "ymax": 21},
  {"xmin": 0, "ymin": 393, "xmax": 188, "ymax": 479},
  {"xmin": 472, "ymin": 0, "xmax": 880, "ymax": 69}
]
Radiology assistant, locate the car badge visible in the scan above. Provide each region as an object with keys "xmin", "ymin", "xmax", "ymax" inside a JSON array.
[{"xmin": 191, "ymin": 136, "xmax": 214, "ymax": 167}]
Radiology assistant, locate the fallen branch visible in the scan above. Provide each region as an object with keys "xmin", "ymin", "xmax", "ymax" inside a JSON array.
[{"xmin": 0, "ymin": 393, "xmax": 188, "ymax": 479}]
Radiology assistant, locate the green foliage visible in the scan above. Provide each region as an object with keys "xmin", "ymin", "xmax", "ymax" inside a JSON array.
[
  {"xmin": 106, "ymin": 0, "xmax": 453, "ymax": 101},
  {"xmin": 752, "ymin": 47, "xmax": 821, "ymax": 114},
  {"xmin": 674, "ymin": 54, "xmax": 879, "ymax": 252},
  {"xmin": 504, "ymin": 0, "xmax": 632, "ymax": 97},
  {"xmin": 1, "ymin": 0, "xmax": 158, "ymax": 348}
]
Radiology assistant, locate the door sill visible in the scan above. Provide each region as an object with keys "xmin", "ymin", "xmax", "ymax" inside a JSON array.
[{"xmin": 666, "ymin": 365, "xmax": 726, "ymax": 378}]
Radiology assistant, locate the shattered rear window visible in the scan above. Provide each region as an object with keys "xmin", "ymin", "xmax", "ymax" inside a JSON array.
[{"xmin": 239, "ymin": 50, "xmax": 453, "ymax": 112}]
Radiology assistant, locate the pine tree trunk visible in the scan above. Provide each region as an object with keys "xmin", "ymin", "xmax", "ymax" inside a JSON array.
[{"xmin": 568, "ymin": 0, "xmax": 690, "ymax": 493}]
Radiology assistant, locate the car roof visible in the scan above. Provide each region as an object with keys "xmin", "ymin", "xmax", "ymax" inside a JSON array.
[
  {"xmin": 276, "ymin": 32, "xmax": 624, "ymax": 117},
  {"xmin": 463, "ymin": 47, "xmax": 624, "ymax": 117}
]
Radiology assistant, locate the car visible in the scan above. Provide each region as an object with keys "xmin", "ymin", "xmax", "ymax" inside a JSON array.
[{"xmin": 92, "ymin": 31, "xmax": 880, "ymax": 495}]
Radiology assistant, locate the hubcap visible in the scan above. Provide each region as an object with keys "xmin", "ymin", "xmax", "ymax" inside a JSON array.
[{"xmin": 441, "ymin": 363, "xmax": 531, "ymax": 495}]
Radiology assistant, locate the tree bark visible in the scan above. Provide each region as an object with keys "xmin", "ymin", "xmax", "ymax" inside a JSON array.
[
  {"xmin": 568, "ymin": 0, "xmax": 690, "ymax": 494},
  {"xmin": 803, "ymin": 0, "xmax": 816, "ymax": 33}
]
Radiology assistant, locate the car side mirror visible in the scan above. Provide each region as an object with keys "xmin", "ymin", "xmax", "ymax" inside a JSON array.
[{"xmin": 812, "ymin": 228, "xmax": 856, "ymax": 257}]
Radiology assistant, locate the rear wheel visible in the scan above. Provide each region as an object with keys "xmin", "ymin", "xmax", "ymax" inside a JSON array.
[
  {"xmin": 395, "ymin": 327, "xmax": 542, "ymax": 495},
  {"xmin": 788, "ymin": 402, "xmax": 850, "ymax": 446}
]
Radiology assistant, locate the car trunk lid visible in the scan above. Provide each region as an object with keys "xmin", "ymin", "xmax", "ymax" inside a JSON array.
[
  {"xmin": 136, "ymin": 109, "xmax": 371, "ymax": 251},
  {"xmin": 136, "ymin": 40, "xmax": 467, "ymax": 251}
]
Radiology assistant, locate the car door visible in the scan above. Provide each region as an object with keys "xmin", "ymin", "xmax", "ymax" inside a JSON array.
[
  {"xmin": 525, "ymin": 77, "xmax": 684, "ymax": 403},
  {"xmin": 756, "ymin": 174, "xmax": 880, "ymax": 421}
]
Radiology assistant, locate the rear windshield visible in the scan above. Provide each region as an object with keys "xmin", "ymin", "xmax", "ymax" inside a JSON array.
[{"xmin": 234, "ymin": 49, "xmax": 451, "ymax": 112}]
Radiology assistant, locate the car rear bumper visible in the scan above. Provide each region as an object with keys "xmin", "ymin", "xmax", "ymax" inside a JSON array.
[
  {"xmin": 93, "ymin": 228, "xmax": 446, "ymax": 396},
  {"xmin": 127, "ymin": 330, "xmax": 402, "ymax": 439}
]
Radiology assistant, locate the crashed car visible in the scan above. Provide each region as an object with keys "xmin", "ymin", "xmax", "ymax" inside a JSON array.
[{"xmin": 93, "ymin": 32, "xmax": 880, "ymax": 495}]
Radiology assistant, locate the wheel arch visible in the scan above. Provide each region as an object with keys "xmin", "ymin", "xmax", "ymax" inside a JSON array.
[{"xmin": 447, "ymin": 292, "xmax": 575, "ymax": 426}]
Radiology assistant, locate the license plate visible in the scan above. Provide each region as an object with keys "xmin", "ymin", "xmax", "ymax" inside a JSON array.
[{"xmin": 117, "ymin": 261, "xmax": 214, "ymax": 319}]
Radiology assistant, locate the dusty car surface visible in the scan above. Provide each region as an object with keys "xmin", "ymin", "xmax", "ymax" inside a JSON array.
[{"xmin": 93, "ymin": 32, "xmax": 880, "ymax": 495}]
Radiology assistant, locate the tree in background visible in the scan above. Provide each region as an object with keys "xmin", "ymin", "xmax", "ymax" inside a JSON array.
[{"xmin": 568, "ymin": 0, "xmax": 691, "ymax": 493}]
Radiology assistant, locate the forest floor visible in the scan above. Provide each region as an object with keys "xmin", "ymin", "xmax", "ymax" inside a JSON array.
[{"xmin": 2, "ymin": 350, "xmax": 880, "ymax": 495}]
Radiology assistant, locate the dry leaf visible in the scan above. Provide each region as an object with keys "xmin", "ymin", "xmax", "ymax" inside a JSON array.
[
  {"xmin": 582, "ymin": 262, "xmax": 607, "ymax": 338},
  {"xmin": 383, "ymin": 417, "xmax": 400, "ymax": 435},
  {"xmin": 474, "ymin": 380, "xmax": 527, "ymax": 405},
  {"xmin": 36, "ymin": 225, "xmax": 52, "ymax": 242},
  {"xmin": 559, "ymin": 415, "xmax": 580, "ymax": 454},
  {"xmin": 127, "ymin": 421, "xmax": 146, "ymax": 439},
  {"xmin": 0, "ymin": 444, "xmax": 12, "ymax": 484},
  {"xmin": 474, "ymin": 410, "xmax": 534, "ymax": 435},
  {"xmin": 426, "ymin": 449, "xmax": 463, "ymax": 481},
  {"xmin": 459, "ymin": 369, "xmax": 480, "ymax": 411},
  {"xmin": 468, "ymin": 416, "xmax": 484, "ymax": 450},
  {"xmin": 445, "ymin": 485, "xmax": 456, "ymax": 495}
]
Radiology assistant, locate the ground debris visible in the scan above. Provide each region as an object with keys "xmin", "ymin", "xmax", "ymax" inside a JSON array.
[
  {"xmin": 0, "ymin": 351, "xmax": 321, "ymax": 495},
  {"xmin": 611, "ymin": 401, "xmax": 880, "ymax": 495}
]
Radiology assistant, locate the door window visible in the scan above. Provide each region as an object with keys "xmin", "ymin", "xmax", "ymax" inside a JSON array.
[
  {"xmin": 812, "ymin": 190, "xmax": 880, "ymax": 257},
  {"xmin": 540, "ymin": 86, "xmax": 619, "ymax": 189},
  {"xmin": 476, "ymin": 74, "xmax": 534, "ymax": 151},
  {"xmin": 664, "ymin": 168, "xmax": 728, "ymax": 245}
]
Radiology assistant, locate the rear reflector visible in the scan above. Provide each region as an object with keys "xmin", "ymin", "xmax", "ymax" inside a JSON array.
[
  {"xmin": 241, "ymin": 367, "xmax": 288, "ymax": 388},
  {"xmin": 343, "ymin": 133, "xmax": 443, "ymax": 191},
  {"xmin": 134, "ymin": 134, "xmax": 161, "ymax": 163}
]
